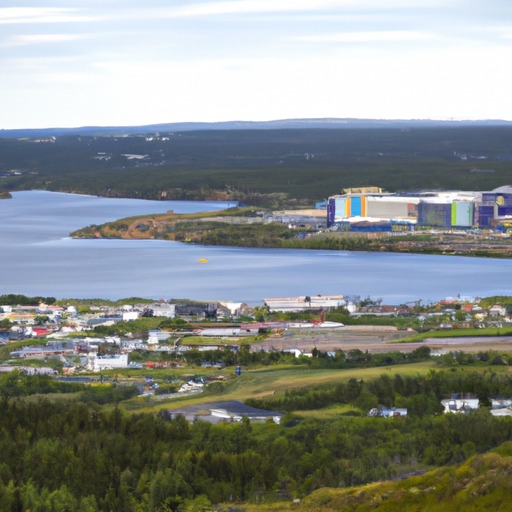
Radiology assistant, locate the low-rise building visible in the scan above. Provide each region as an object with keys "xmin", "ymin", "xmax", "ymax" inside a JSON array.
[
  {"xmin": 86, "ymin": 353, "xmax": 129, "ymax": 371},
  {"xmin": 122, "ymin": 311, "xmax": 140, "ymax": 322},
  {"xmin": 10, "ymin": 341, "xmax": 75, "ymax": 359},
  {"xmin": 151, "ymin": 303, "xmax": 176, "ymax": 318},
  {"xmin": 441, "ymin": 393, "xmax": 479, "ymax": 414},
  {"xmin": 490, "ymin": 398, "xmax": 512, "ymax": 417},
  {"xmin": 263, "ymin": 295, "xmax": 346, "ymax": 312},
  {"xmin": 368, "ymin": 407, "xmax": 408, "ymax": 418},
  {"xmin": 164, "ymin": 400, "xmax": 283, "ymax": 424},
  {"xmin": 489, "ymin": 305, "xmax": 507, "ymax": 316}
]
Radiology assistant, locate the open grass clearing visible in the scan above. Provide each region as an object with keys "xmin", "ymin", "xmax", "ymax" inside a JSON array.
[
  {"xmin": 121, "ymin": 361, "xmax": 437, "ymax": 414},
  {"xmin": 395, "ymin": 327, "xmax": 512, "ymax": 343},
  {"xmin": 295, "ymin": 404, "xmax": 361, "ymax": 419}
]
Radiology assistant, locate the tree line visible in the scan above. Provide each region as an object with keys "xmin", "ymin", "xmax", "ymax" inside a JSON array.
[
  {"xmin": 245, "ymin": 368, "xmax": 512, "ymax": 415},
  {"xmin": 0, "ymin": 371, "xmax": 138, "ymax": 404}
]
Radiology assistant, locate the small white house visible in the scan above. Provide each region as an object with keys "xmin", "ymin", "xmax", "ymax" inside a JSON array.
[
  {"xmin": 489, "ymin": 305, "xmax": 507, "ymax": 316},
  {"xmin": 368, "ymin": 407, "xmax": 408, "ymax": 418},
  {"xmin": 380, "ymin": 408, "xmax": 408, "ymax": 418},
  {"xmin": 151, "ymin": 304, "xmax": 176, "ymax": 319},
  {"xmin": 122, "ymin": 311, "xmax": 140, "ymax": 322},
  {"xmin": 86, "ymin": 353, "xmax": 129, "ymax": 371},
  {"xmin": 491, "ymin": 398, "xmax": 512, "ymax": 409},
  {"xmin": 441, "ymin": 393, "xmax": 479, "ymax": 414}
]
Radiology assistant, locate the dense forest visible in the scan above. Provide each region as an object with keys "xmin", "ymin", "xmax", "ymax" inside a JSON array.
[
  {"xmin": 2, "ymin": 369, "xmax": 512, "ymax": 510},
  {"xmin": 1, "ymin": 127, "xmax": 512, "ymax": 206}
]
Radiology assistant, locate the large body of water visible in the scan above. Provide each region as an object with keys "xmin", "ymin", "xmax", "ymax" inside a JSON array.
[{"xmin": 1, "ymin": 191, "xmax": 512, "ymax": 304}]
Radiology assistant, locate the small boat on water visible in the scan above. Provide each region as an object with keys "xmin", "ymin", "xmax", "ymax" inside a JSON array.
[{"xmin": 197, "ymin": 258, "xmax": 208, "ymax": 263}]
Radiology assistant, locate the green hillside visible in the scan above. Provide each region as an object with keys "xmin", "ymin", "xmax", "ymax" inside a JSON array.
[
  {"xmin": 241, "ymin": 446, "xmax": 512, "ymax": 511},
  {"xmin": 2, "ymin": 127, "xmax": 512, "ymax": 207}
]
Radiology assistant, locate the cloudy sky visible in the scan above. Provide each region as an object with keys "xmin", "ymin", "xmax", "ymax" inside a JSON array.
[{"xmin": 1, "ymin": 1, "xmax": 512, "ymax": 128}]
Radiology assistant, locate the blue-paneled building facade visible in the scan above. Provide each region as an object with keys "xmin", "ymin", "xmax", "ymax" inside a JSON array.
[{"xmin": 327, "ymin": 186, "xmax": 512, "ymax": 231}]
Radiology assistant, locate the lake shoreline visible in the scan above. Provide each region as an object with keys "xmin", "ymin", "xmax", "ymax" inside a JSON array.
[
  {"xmin": 69, "ymin": 206, "xmax": 512, "ymax": 260},
  {"xmin": 4, "ymin": 190, "xmax": 512, "ymax": 304}
]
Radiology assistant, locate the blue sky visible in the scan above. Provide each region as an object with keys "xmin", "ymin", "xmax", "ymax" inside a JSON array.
[{"xmin": 1, "ymin": 1, "xmax": 512, "ymax": 128}]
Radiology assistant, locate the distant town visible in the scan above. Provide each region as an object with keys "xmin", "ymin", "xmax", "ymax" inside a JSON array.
[{"xmin": 2, "ymin": 292, "xmax": 512, "ymax": 398}]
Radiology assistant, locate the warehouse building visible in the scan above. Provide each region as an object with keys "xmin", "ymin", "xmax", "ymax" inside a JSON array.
[{"xmin": 327, "ymin": 187, "xmax": 512, "ymax": 230}]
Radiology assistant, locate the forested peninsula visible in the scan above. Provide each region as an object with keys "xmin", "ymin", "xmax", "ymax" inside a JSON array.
[{"xmin": 70, "ymin": 207, "xmax": 512, "ymax": 259}]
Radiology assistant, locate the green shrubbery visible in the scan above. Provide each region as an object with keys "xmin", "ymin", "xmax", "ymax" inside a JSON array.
[{"xmin": 1, "ymin": 391, "xmax": 512, "ymax": 510}]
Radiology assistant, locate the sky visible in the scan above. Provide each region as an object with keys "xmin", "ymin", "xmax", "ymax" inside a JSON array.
[{"xmin": 1, "ymin": 1, "xmax": 512, "ymax": 129}]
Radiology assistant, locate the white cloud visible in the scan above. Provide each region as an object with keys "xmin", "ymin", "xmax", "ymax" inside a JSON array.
[
  {"xmin": 9, "ymin": 34, "xmax": 85, "ymax": 46},
  {"xmin": 0, "ymin": 7, "xmax": 96, "ymax": 24},
  {"xmin": 154, "ymin": 0, "xmax": 449, "ymax": 19},
  {"xmin": 35, "ymin": 71, "xmax": 94, "ymax": 83},
  {"xmin": 168, "ymin": 0, "xmax": 341, "ymax": 17},
  {"xmin": 297, "ymin": 30, "xmax": 434, "ymax": 43},
  {"xmin": 3, "ymin": 56, "xmax": 80, "ymax": 70}
]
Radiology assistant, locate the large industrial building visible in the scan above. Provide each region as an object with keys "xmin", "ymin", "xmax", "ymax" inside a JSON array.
[{"xmin": 327, "ymin": 186, "xmax": 512, "ymax": 230}]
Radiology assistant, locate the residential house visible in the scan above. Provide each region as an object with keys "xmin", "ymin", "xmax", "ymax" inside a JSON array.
[
  {"xmin": 122, "ymin": 311, "xmax": 140, "ymax": 322},
  {"xmin": 490, "ymin": 398, "xmax": 512, "ymax": 417},
  {"xmin": 368, "ymin": 407, "xmax": 408, "ymax": 418},
  {"xmin": 86, "ymin": 353, "xmax": 129, "ymax": 371},
  {"xmin": 151, "ymin": 303, "xmax": 176, "ymax": 319},
  {"xmin": 441, "ymin": 393, "xmax": 479, "ymax": 414},
  {"xmin": 489, "ymin": 304, "xmax": 507, "ymax": 316}
]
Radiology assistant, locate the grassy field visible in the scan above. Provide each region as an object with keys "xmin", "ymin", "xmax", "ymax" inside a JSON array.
[
  {"xmin": 395, "ymin": 327, "xmax": 512, "ymax": 343},
  {"xmin": 293, "ymin": 404, "xmax": 361, "ymax": 419},
  {"xmin": 119, "ymin": 361, "xmax": 437, "ymax": 413}
]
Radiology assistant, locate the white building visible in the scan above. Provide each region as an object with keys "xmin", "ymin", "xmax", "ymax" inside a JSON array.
[
  {"xmin": 151, "ymin": 304, "xmax": 176, "ymax": 318},
  {"xmin": 489, "ymin": 305, "xmax": 507, "ymax": 316},
  {"xmin": 490, "ymin": 399, "xmax": 512, "ymax": 416},
  {"xmin": 368, "ymin": 407, "xmax": 408, "ymax": 418},
  {"xmin": 441, "ymin": 393, "xmax": 479, "ymax": 414},
  {"xmin": 491, "ymin": 398, "xmax": 512, "ymax": 409},
  {"xmin": 122, "ymin": 311, "xmax": 140, "ymax": 322},
  {"xmin": 380, "ymin": 408, "xmax": 408, "ymax": 418},
  {"xmin": 264, "ymin": 295, "xmax": 346, "ymax": 312},
  {"xmin": 86, "ymin": 353, "xmax": 129, "ymax": 371}
]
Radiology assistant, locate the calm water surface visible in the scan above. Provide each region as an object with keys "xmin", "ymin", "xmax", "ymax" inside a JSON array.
[{"xmin": 1, "ymin": 191, "xmax": 512, "ymax": 304}]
